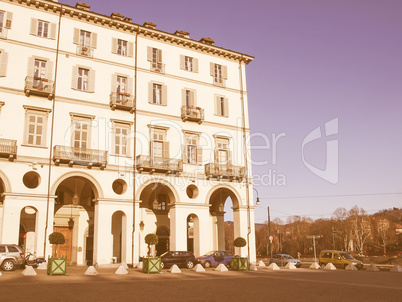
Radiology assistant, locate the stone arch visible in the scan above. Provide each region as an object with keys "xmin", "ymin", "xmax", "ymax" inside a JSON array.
[
  {"xmin": 135, "ymin": 177, "xmax": 179, "ymax": 204},
  {"xmin": 111, "ymin": 210, "xmax": 127, "ymax": 263},
  {"xmin": 204, "ymin": 184, "xmax": 243, "ymax": 208},
  {"xmin": 0, "ymin": 169, "xmax": 12, "ymax": 193}
]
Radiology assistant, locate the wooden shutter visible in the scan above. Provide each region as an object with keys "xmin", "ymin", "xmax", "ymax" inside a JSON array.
[
  {"xmin": 0, "ymin": 52, "xmax": 8, "ymax": 77},
  {"xmin": 197, "ymin": 146, "xmax": 203, "ymax": 164},
  {"xmin": 111, "ymin": 38, "xmax": 117, "ymax": 54},
  {"xmin": 215, "ymin": 96, "xmax": 221, "ymax": 116},
  {"xmin": 128, "ymin": 77, "xmax": 134, "ymax": 95},
  {"xmin": 182, "ymin": 144, "xmax": 187, "ymax": 163},
  {"xmin": 181, "ymin": 89, "xmax": 186, "ymax": 106},
  {"xmin": 71, "ymin": 66, "xmax": 78, "ymax": 89},
  {"xmin": 157, "ymin": 49, "xmax": 162, "ymax": 63},
  {"xmin": 223, "ymin": 97, "xmax": 229, "ymax": 117},
  {"xmin": 111, "ymin": 74, "xmax": 117, "ymax": 92},
  {"xmin": 5, "ymin": 12, "xmax": 13, "ymax": 29},
  {"xmin": 210, "ymin": 62, "xmax": 215, "ymax": 76},
  {"xmin": 89, "ymin": 69, "xmax": 95, "ymax": 92},
  {"xmin": 222, "ymin": 65, "xmax": 228, "ymax": 79},
  {"xmin": 148, "ymin": 82, "xmax": 153, "ymax": 103},
  {"xmin": 73, "ymin": 28, "xmax": 80, "ymax": 44},
  {"xmin": 128, "ymin": 42, "xmax": 134, "ymax": 57},
  {"xmin": 180, "ymin": 55, "xmax": 185, "ymax": 70},
  {"xmin": 147, "ymin": 46, "xmax": 152, "ymax": 61},
  {"xmin": 30, "ymin": 18, "xmax": 37, "ymax": 35},
  {"xmin": 191, "ymin": 90, "xmax": 196, "ymax": 106},
  {"xmin": 228, "ymin": 150, "xmax": 232, "ymax": 166},
  {"xmin": 150, "ymin": 140, "xmax": 154, "ymax": 157},
  {"xmin": 163, "ymin": 141, "xmax": 170, "ymax": 159},
  {"xmin": 46, "ymin": 61, "xmax": 53, "ymax": 81},
  {"xmin": 27, "ymin": 57, "xmax": 34, "ymax": 78},
  {"xmin": 161, "ymin": 85, "xmax": 167, "ymax": 105},
  {"xmin": 91, "ymin": 33, "xmax": 97, "ymax": 48},
  {"xmin": 50, "ymin": 23, "xmax": 57, "ymax": 39},
  {"xmin": 193, "ymin": 58, "xmax": 199, "ymax": 73}
]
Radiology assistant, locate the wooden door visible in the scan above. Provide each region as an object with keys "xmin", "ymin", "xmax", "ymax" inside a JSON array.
[{"xmin": 52, "ymin": 226, "xmax": 72, "ymax": 263}]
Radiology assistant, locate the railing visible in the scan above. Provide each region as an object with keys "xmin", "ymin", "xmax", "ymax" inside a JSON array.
[
  {"xmin": 205, "ymin": 163, "xmax": 245, "ymax": 180},
  {"xmin": 150, "ymin": 62, "xmax": 165, "ymax": 73},
  {"xmin": 76, "ymin": 45, "xmax": 94, "ymax": 57},
  {"xmin": 136, "ymin": 155, "xmax": 183, "ymax": 174},
  {"xmin": 53, "ymin": 145, "xmax": 107, "ymax": 169},
  {"xmin": 181, "ymin": 105, "xmax": 204, "ymax": 124},
  {"xmin": 110, "ymin": 92, "xmax": 135, "ymax": 113},
  {"xmin": 0, "ymin": 138, "xmax": 17, "ymax": 161},
  {"xmin": 24, "ymin": 77, "xmax": 54, "ymax": 99},
  {"xmin": 0, "ymin": 27, "xmax": 7, "ymax": 39}
]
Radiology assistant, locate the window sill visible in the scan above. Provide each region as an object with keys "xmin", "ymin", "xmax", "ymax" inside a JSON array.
[
  {"xmin": 214, "ymin": 114, "xmax": 229, "ymax": 118},
  {"xmin": 111, "ymin": 154, "xmax": 132, "ymax": 158},
  {"xmin": 21, "ymin": 144, "xmax": 48, "ymax": 149},
  {"xmin": 148, "ymin": 102, "xmax": 167, "ymax": 106},
  {"xmin": 71, "ymin": 88, "xmax": 94, "ymax": 93}
]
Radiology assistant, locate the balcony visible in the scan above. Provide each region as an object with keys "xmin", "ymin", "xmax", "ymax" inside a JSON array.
[
  {"xmin": 0, "ymin": 27, "xmax": 7, "ymax": 39},
  {"xmin": 0, "ymin": 138, "xmax": 17, "ymax": 161},
  {"xmin": 110, "ymin": 92, "xmax": 134, "ymax": 113},
  {"xmin": 181, "ymin": 105, "xmax": 204, "ymax": 124},
  {"xmin": 24, "ymin": 77, "xmax": 54, "ymax": 100},
  {"xmin": 136, "ymin": 155, "xmax": 183, "ymax": 175},
  {"xmin": 150, "ymin": 62, "xmax": 165, "ymax": 73},
  {"xmin": 76, "ymin": 45, "xmax": 94, "ymax": 58},
  {"xmin": 53, "ymin": 145, "xmax": 107, "ymax": 169},
  {"xmin": 205, "ymin": 163, "xmax": 245, "ymax": 181}
]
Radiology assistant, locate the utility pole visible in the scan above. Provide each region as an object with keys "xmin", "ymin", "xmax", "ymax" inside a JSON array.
[{"xmin": 268, "ymin": 206, "xmax": 272, "ymax": 258}]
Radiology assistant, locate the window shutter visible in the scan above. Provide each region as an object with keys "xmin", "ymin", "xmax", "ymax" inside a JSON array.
[
  {"xmin": 163, "ymin": 141, "xmax": 170, "ymax": 159},
  {"xmin": 210, "ymin": 63, "xmax": 215, "ymax": 76},
  {"xmin": 157, "ymin": 49, "xmax": 162, "ymax": 63},
  {"xmin": 181, "ymin": 89, "xmax": 186, "ymax": 106},
  {"xmin": 150, "ymin": 140, "xmax": 154, "ymax": 157},
  {"xmin": 128, "ymin": 42, "xmax": 134, "ymax": 57},
  {"xmin": 182, "ymin": 144, "xmax": 187, "ymax": 163},
  {"xmin": 191, "ymin": 90, "xmax": 196, "ymax": 107},
  {"xmin": 91, "ymin": 33, "xmax": 97, "ymax": 48},
  {"xmin": 197, "ymin": 146, "xmax": 203, "ymax": 164},
  {"xmin": 30, "ymin": 18, "xmax": 37, "ymax": 35},
  {"xmin": 71, "ymin": 66, "xmax": 78, "ymax": 89},
  {"xmin": 222, "ymin": 65, "xmax": 228, "ymax": 79},
  {"xmin": 50, "ymin": 23, "xmax": 57, "ymax": 39},
  {"xmin": 214, "ymin": 149, "xmax": 218, "ymax": 164},
  {"xmin": 162, "ymin": 85, "xmax": 167, "ymax": 105},
  {"xmin": 228, "ymin": 150, "xmax": 232, "ymax": 166},
  {"xmin": 180, "ymin": 55, "xmax": 185, "ymax": 70},
  {"xmin": 111, "ymin": 74, "xmax": 117, "ymax": 92},
  {"xmin": 224, "ymin": 97, "xmax": 229, "ymax": 117},
  {"xmin": 89, "ymin": 69, "xmax": 95, "ymax": 92},
  {"xmin": 148, "ymin": 82, "xmax": 153, "ymax": 103},
  {"xmin": 193, "ymin": 58, "xmax": 199, "ymax": 73},
  {"xmin": 46, "ymin": 61, "xmax": 53, "ymax": 81},
  {"xmin": 73, "ymin": 28, "xmax": 80, "ymax": 44},
  {"xmin": 147, "ymin": 46, "xmax": 152, "ymax": 61},
  {"xmin": 128, "ymin": 77, "xmax": 134, "ymax": 95},
  {"xmin": 0, "ymin": 52, "xmax": 8, "ymax": 77},
  {"xmin": 5, "ymin": 12, "xmax": 13, "ymax": 29},
  {"xmin": 111, "ymin": 38, "xmax": 117, "ymax": 53},
  {"xmin": 27, "ymin": 57, "xmax": 34, "ymax": 78},
  {"xmin": 215, "ymin": 96, "xmax": 221, "ymax": 116}
]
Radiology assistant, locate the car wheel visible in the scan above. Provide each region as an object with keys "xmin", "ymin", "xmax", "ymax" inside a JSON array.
[
  {"xmin": 204, "ymin": 261, "xmax": 211, "ymax": 268},
  {"xmin": 186, "ymin": 261, "xmax": 194, "ymax": 269},
  {"xmin": 2, "ymin": 260, "xmax": 16, "ymax": 271},
  {"xmin": 161, "ymin": 262, "xmax": 165, "ymax": 269}
]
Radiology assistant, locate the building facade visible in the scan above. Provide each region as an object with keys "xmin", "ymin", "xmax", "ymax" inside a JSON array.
[{"xmin": 0, "ymin": 0, "xmax": 256, "ymax": 266}]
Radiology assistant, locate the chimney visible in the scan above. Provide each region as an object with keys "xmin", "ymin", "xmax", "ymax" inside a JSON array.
[
  {"xmin": 143, "ymin": 22, "xmax": 157, "ymax": 29},
  {"xmin": 174, "ymin": 30, "xmax": 190, "ymax": 39},
  {"xmin": 110, "ymin": 13, "xmax": 124, "ymax": 21},
  {"xmin": 75, "ymin": 2, "xmax": 90, "ymax": 11},
  {"xmin": 199, "ymin": 37, "xmax": 215, "ymax": 45}
]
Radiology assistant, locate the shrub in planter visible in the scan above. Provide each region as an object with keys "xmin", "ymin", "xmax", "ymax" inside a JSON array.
[
  {"xmin": 230, "ymin": 237, "xmax": 248, "ymax": 271},
  {"xmin": 47, "ymin": 232, "xmax": 67, "ymax": 275},
  {"xmin": 143, "ymin": 233, "xmax": 161, "ymax": 274}
]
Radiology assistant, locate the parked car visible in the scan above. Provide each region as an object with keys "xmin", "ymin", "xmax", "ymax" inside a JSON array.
[
  {"xmin": 196, "ymin": 250, "xmax": 234, "ymax": 268},
  {"xmin": 319, "ymin": 250, "xmax": 363, "ymax": 269},
  {"xmin": 160, "ymin": 251, "xmax": 196, "ymax": 269},
  {"xmin": 269, "ymin": 254, "xmax": 302, "ymax": 268},
  {"xmin": 0, "ymin": 244, "xmax": 25, "ymax": 271}
]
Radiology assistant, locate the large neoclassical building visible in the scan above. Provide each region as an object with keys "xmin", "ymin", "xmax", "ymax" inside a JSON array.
[{"xmin": 0, "ymin": 0, "xmax": 256, "ymax": 266}]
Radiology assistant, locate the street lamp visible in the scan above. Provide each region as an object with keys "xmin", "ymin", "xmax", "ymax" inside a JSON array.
[{"xmin": 253, "ymin": 188, "xmax": 260, "ymax": 205}]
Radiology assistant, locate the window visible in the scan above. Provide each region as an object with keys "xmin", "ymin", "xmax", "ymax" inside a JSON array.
[
  {"xmin": 0, "ymin": 10, "xmax": 12, "ymax": 33},
  {"xmin": 149, "ymin": 126, "xmax": 169, "ymax": 159},
  {"xmin": 116, "ymin": 76, "xmax": 127, "ymax": 101},
  {"xmin": 112, "ymin": 38, "xmax": 133, "ymax": 57},
  {"xmin": 33, "ymin": 59, "xmax": 46, "ymax": 87},
  {"xmin": 37, "ymin": 20, "xmax": 49, "ymax": 38},
  {"xmin": 183, "ymin": 132, "xmax": 202, "ymax": 165},
  {"xmin": 210, "ymin": 63, "xmax": 228, "ymax": 86},
  {"xmin": 70, "ymin": 113, "xmax": 94, "ymax": 151},
  {"xmin": 78, "ymin": 68, "xmax": 89, "ymax": 91},
  {"xmin": 112, "ymin": 121, "xmax": 131, "ymax": 157},
  {"xmin": 148, "ymin": 82, "xmax": 167, "ymax": 105},
  {"xmin": 215, "ymin": 138, "xmax": 231, "ymax": 166},
  {"xmin": 156, "ymin": 194, "xmax": 167, "ymax": 211},
  {"xmin": 30, "ymin": 19, "xmax": 56, "ymax": 39},
  {"xmin": 0, "ymin": 50, "xmax": 8, "ymax": 77},
  {"xmin": 180, "ymin": 55, "xmax": 198, "ymax": 72},
  {"xmin": 215, "ymin": 95, "xmax": 229, "ymax": 117},
  {"xmin": 80, "ymin": 30, "xmax": 91, "ymax": 47},
  {"xmin": 147, "ymin": 47, "xmax": 163, "ymax": 72},
  {"xmin": 72, "ymin": 66, "xmax": 95, "ymax": 92},
  {"xmin": 23, "ymin": 106, "xmax": 51, "ymax": 147},
  {"xmin": 73, "ymin": 28, "xmax": 97, "ymax": 56},
  {"xmin": 118, "ymin": 39, "xmax": 127, "ymax": 56}
]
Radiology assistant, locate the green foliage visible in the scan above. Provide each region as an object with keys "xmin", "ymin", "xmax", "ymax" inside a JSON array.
[
  {"xmin": 145, "ymin": 233, "xmax": 159, "ymax": 246},
  {"xmin": 49, "ymin": 232, "xmax": 65, "ymax": 245},
  {"xmin": 234, "ymin": 237, "xmax": 247, "ymax": 248}
]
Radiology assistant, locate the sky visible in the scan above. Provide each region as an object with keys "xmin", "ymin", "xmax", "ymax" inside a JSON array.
[{"xmin": 60, "ymin": 0, "xmax": 402, "ymax": 223}]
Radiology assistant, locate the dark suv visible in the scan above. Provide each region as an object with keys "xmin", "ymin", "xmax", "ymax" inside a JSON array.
[
  {"xmin": 0, "ymin": 244, "xmax": 25, "ymax": 271},
  {"xmin": 160, "ymin": 251, "xmax": 196, "ymax": 269}
]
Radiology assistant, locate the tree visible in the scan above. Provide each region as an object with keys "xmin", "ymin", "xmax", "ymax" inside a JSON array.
[
  {"xmin": 145, "ymin": 233, "xmax": 159, "ymax": 257},
  {"xmin": 332, "ymin": 207, "xmax": 352, "ymax": 251},
  {"xmin": 376, "ymin": 218, "xmax": 390, "ymax": 255},
  {"xmin": 349, "ymin": 206, "xmax": 372, "ymax": 255},
  {"xmin": 49, "ymin": 232, "xmax": 65, "ymax": 258}
]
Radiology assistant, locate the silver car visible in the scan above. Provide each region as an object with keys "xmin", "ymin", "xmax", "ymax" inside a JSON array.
[
  {"xmin": 0, "ymin": 244, "xmax": 25, "ymax": 271},
  {"xmin": 269, "ymin": 254, "xmax": 302, "ymax": 268}
]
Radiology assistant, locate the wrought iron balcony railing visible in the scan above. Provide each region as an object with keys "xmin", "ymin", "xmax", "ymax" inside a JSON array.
[
  {"xmin": 53, "ymin": 145, "xmax": 107, "ymax": 169},
  {"xmin": 136, "ymin": 155, "xmax": 183, "ymax": 174},
  {"xmin": 110, "ymin": 92, "xmax": 135, "ymax": 113},
  {"xmin": 205, "ymin": 163, "xmax": 245, "ymax": 181},
  {"xmin": 0, "ymin": 138, "xmax": 17, "ymax": 161},
  {"xmin": 24, "ymin": 77, "xmax": 54, "ymax": 100},
  {"xmin": 150, "ymin": 62, "xmax": 165, "ymax": 73},
  {"xmin": 181, "ymin": 105, "xmax": 204, "ymax": 124},
  {"xmin": 76, "ymin": 45, "xmax": 94, "ymax": 57}
]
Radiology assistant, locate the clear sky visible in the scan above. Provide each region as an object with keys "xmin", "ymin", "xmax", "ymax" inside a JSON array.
[{"xmin": 60, "ymin": 0, "xmax": 402, "ymax": 222}]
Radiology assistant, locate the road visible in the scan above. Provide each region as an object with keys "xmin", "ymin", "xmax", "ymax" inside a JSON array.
[{"xmin": 0, "ymin": 266, "xmax": 401, "ymax": 301}]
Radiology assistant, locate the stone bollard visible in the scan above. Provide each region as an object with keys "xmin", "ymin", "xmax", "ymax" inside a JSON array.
[
  {"xmin": 267, "ymin": 263, "xmax": 280, "ymax": 270},
  {"xmin": 323, "ymin": 263, "xmax": 336, "ymax": 270},
  {"xmin": 169, "ymin": 264, "xmax": 181, "ymax": 273},
  {"xmin": 309, "ymin": 262, "xmax": 320, "ymax": 270},
  {"xmin": 22, "ymin": 266, "xmax": 37, "ymax": 276},
  {"xmin": 215, "ymin": 264, "xmax": 228, "ymax": 272},
  {"xmin": 115, "ymin": 265, "xmax": 128, "ymax": 274},
  {"xmin": 193, "ymin": 264, "xmax": 205, "ymax": 272},
  {"xmin": 85, "ymin": 266, "xmax": 98, "ymax": 275}
]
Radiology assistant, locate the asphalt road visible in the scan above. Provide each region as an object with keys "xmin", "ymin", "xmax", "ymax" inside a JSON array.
[{"xmin": 0, "ymin": 266, "xmax": 401, "ymax": 302}]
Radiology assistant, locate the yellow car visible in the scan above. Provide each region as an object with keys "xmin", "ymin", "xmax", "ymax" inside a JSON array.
[{"xmin": 319, "ymin": 250, "xmax": 363, "ymax": 269}]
